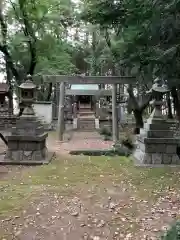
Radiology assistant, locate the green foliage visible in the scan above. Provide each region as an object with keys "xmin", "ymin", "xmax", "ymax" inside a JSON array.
[
  {"xmin": 82, "ymin": 0, "xmax": 180, "ymax": 81},
  {"xmin": 99, "ymin": 127, "xmax": 112, "ymax": 137},
  {"xmin": 0, "ymin": 0, "xmax": 78, "ymax": 84},
  {"xmin": 161, "ymin": 221, "xmax": 180, "ymax": 240},
  {"xmin": 69, "ymin": 148, "xmax": 128, "ymax": 156}
]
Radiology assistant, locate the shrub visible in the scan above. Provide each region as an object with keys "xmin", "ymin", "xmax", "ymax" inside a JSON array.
[
  {"xmin": 99, "ymin": 127, "xmax": 112, "ymax": 137},
  {"xmin": 121, "ymin": 130, "xmax": 134, "ymax": 150},
  {"xmin": 161, "ymin": 221, "xmax": 180, "ymax": 240}
]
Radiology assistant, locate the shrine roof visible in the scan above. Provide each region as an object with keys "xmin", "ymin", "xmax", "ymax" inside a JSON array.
[
  {"xmin": 0, "ymin": 83, "xmax": 9, "ymax": 93},
  {"xmin": 70, "ymin": 84, "xmax": 99, "ymax": 90}
]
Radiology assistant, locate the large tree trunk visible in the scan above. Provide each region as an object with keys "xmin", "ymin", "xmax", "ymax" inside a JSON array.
[
  {"xmin": 127, "ymin": 84, "xmax": 152, "ymax": 134},
  {"xmin": 6, "ymin": 61, "xmax": 13, "ymax": 113},
  {"xmin": 133, "ymin": 109, "xmax": 144, "ymax": 134}
]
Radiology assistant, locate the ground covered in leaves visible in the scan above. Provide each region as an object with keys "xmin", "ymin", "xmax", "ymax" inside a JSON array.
[{"xmin": 0, "ymin": 156, "xmax": 180, "ymax": 240}]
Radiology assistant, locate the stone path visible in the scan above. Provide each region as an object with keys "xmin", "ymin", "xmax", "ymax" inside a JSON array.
[
  {"xmin": 48, "ymin": 131, "xmax": 113, "ymax": 155},
  {"xmin": 0, "ymin": 131, "xmax": 180, "ymax": 240}
]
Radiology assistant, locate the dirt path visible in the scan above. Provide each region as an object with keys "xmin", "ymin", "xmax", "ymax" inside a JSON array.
[
  {"xmin": 0, "ymin": 132, "xmax": 179, "ymax": 239},
  {"xmin": 1, "ymin": 179, "xmax": 179, "ymax": 240}
]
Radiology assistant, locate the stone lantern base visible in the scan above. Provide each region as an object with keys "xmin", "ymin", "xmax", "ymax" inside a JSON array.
[
  {"xmin": 133, "ymin": 118, "xmax": 180, "ymax": 166},
  {"xmin": 0, "ymin": 107, "xmax": 54, "ymax": 165},
  {"xmin": 2, "ymin": 134, "xmax": 53, "ymax": 165}
]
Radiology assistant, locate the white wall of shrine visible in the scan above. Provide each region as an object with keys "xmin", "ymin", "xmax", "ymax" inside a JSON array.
[{"xmin": 33, "ymin": 102, "xmax": 53, "ymax": 125}]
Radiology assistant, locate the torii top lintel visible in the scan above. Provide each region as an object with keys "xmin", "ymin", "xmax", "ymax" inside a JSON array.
[{"xmin": 38, "ymin": 75, "xmax": 136, "ymax": 84}]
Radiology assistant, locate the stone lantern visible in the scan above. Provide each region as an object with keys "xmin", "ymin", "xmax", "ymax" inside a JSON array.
[
  {"xmin": 149, "ymin": 78, "xmax": 170, "ymax": 121},
  {"xmin": 133, "ymin": 78, "xmax": 180, "ymax": 166},
  {"xmin": 19, "ymin": 75, "xmax": 36, "ymax": 106},
  {"xmin": 2, "ymin": 75, "xmax": 53, "ymax": 165},
  {"xmin": 19, "ymin": 75, "xmax": 36, "ymax": 116}
]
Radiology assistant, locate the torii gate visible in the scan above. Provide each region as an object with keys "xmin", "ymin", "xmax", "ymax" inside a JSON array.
[{"xmin": 37, "ymin": 75, "xmax": 136, "ymax": 142}]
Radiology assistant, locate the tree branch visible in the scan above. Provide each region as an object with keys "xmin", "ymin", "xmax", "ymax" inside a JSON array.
[{"xmin": 104, "ymin": 28, "xmax": 112, "ymax": 49}]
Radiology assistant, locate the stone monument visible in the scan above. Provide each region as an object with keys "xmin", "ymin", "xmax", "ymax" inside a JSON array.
[
  {"xmin": 0, "ymin": 83, "xmax": 16, "ymax": 129},
  {"xmin": 133, "ymin": 78, "xmax": 180, "ymax": 165},
  {"xmin": 2, "ymin": 75, "xmax": 53, "ymax": 165}
]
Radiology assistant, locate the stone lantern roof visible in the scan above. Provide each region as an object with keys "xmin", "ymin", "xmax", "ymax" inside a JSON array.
[
  {"xmin": 152, "ymin": 78, "xmax": 169, "ymax": 93},
  {"xmin": 19, "ymin": 80, "xmax": 36, "ymax": 89}
]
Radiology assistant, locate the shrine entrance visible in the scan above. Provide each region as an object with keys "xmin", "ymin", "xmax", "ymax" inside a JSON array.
[
  {"xmin": 37, "ymin": 75, "xmax": 135, "ymax": 142},
  {"xmin": 78, "ymin": 95, "xmax": 91, "ymax": 104}
]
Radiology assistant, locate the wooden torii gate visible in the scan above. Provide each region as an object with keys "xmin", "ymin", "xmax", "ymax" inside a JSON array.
[{"xmin": 39, "ymin": 75, "xmax": 136, "ymax": 142}]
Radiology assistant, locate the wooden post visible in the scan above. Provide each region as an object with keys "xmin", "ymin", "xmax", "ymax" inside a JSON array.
[
  {"xmin": 73, "ymin": 102, "xmax": 77, "ymax": 118},
  {"xmin": 57, "ymin": 82, "xmax": 65, "ymax": 141},
  {"xmin": 95, "ymin": 101, "xmax": 99, "ymax": 118},
  {"xmin": 112, "ymin": 84, "xmax": 119, "ymax": 142}
]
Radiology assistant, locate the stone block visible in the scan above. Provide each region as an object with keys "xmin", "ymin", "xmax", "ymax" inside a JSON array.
[
  {"xmin": 23, "ymin": 151, "xmax": 33, "ymax": 161},
  {"xmin": 42, "ymin": 147, "xmax": 48, "ymax": 158},
  {"xmin": 8, "ymin": 141, "xmax": 18, "ymax": 150},
  {"xmin": 146, "ymin": 144, "xmax": 165, "ymax": 153},
  {"xmin": 147, "ymin": 130, "xmax": 174, "ymax": 138},
  {"xmin": 18, "ymin": 142, "xmax": 39, "ymax": 151},
  {"xmin": 133, "ymin": 149, "xmax": 144, "ymax": 163},
  {"xmin": 144, "ymin": 122, "xmax": 174, "ymax": 131},
  {"xmin": 172, "ymin": 155, "xmax": 180, "ymax": 164},
  {"xmin": 165, "ymin": 145, "xmax": 177, "ymax": 154},
  {"xmin": 24, "ymin": 151, "xmax": 32, "ymax": 157},
  {"xmin": 4, "ymin": 150, "xmax": 12, "ymax": 159},
  {"xmin": 152, "ymin": 153, "xmax": 163, "ymax": 164},
  {"xmin": 162, "ymin": 154, "xmax": 172, "ymax": 164},
  {"xmin": 142, "ymin": 153, "xmax": 152, "ymax": 164},
  {"xmin": 11, "ymin": 150, "xmax": 23, "ymax": 161},
  {"xmin": 32, "ymin": 150, "xmax": 43, "ymax": 161}
]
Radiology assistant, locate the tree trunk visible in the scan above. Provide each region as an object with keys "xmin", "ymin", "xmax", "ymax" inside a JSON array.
[
  {"xmin": 133, "ymin": 109, "xmax": 144, "ymax": 134},
  {"xmin": 171, "ymin": 87, "xmax": 180, "ymax": 121},
  {"xmin": 167, "ymin": 92, "xmax": 173, "ymax": 119},
  {"xmin": 46, "ymin": 82, "xmax": 53, "ymax": 101},
  {"xmin": 6, "ymin": 61, "xmax": 13, "ymax": 113}
]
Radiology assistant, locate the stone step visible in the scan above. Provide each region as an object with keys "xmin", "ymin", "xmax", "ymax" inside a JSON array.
[
  {"xmin": 79, "ymin": 110, "xmax": 92, "ymax": 115},
  {"xmin": 79, "ymin": 104, "xmax": 91, "ymax": 109},
  {"xmin": 77, "ymin": 128, "xmax": 95, "ymax": 132},
  {"xmin": 78, "ymin": 116, "xmax": 95, "ymax": 120},
  {"xmin": 79, "ymin": 110, "xmax": 94, "ymax": 114},
  {"xmin": 79, "ymin": 118, "xmax": 95, "ymax": 122},
  {"xmin": 79, "ymin": 119, "xmax": 95, "ymax": 122},
  {"xmin": 78, "ymin": 119, "xmax": 95, "ymax": 130}
]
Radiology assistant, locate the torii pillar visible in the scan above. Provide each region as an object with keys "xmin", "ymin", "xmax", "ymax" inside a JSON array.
[
  {"xmin": 112, "ymin": 84, "xmax": 119, "ymax": 142},
  {"xmin": 57, "ymin": 82, "xmax": 65, "ymax": 141}
]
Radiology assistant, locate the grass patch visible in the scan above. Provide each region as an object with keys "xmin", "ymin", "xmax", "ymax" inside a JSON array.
[{"xmin": 0, "ymin": 156, "xmax": 180, "ymax": 217}]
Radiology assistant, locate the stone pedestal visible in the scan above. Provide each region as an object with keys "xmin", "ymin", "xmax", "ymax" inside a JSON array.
[
  {"xmin": 133, "ymin": 78, "xmax": 180, "ymax": 166},
  {"xmin": 133, "ymin": 117, "xmax": 180, "ymax": 166},
  {"xmin": 2, "ymin": 107, "xmax": 53, "ymax": 165}
]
